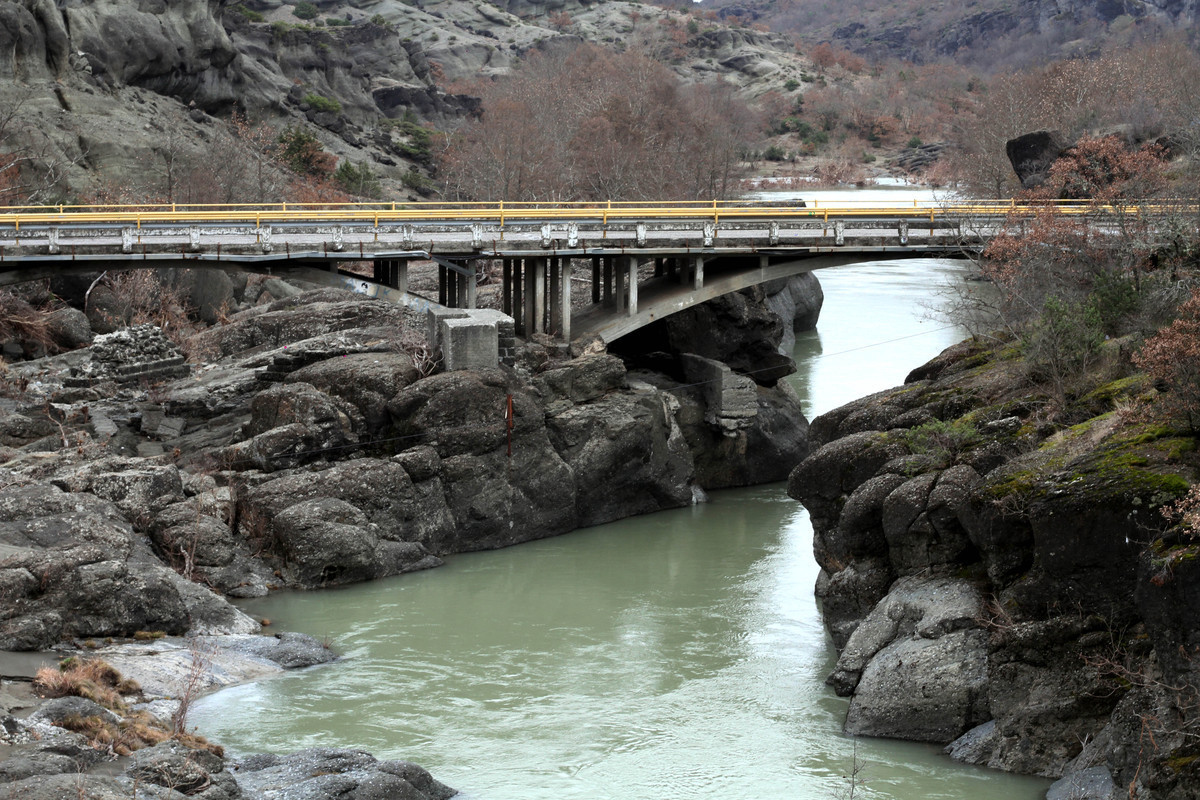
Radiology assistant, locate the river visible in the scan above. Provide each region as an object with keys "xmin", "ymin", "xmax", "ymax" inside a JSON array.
[{"xmin": 191, "ymin": 189, "xmax": 1051, "ymax": 800}]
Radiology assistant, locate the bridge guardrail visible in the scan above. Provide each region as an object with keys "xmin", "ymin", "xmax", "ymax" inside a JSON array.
[{"xmin": 1, "ymin": 198, "xmax": 1175, "ymax": 229}]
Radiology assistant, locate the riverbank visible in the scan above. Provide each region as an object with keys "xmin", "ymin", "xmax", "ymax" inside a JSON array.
[
  {"xmin": 789, "ymin": 332, "xmax": 1200, "ymax": 798},
  {"xmin": 1, "ymin": 268, "xmax": 823, "ymax": 795}
]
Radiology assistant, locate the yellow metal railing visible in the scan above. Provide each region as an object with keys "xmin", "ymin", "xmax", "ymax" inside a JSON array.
[{"xmin": 0, "ymin": 199, "xmax": 1193, "ymax": 230}]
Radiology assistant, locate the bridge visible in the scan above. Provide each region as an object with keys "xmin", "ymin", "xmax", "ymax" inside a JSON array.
[{"xmin": 0, "ymin": 198, "xmax": 1090, "ymax": 343}]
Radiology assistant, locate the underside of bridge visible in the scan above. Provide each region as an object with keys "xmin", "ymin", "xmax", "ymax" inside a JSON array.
[
  {"xmin": 0, "ymin": 248, "xmax": 957, "ymax": 344},
  {"xmin": 434, "ymin": 250, "xmax": 949, "ymax": 343}
]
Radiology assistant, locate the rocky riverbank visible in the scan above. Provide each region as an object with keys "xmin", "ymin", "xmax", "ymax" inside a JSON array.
[
  {"xmin": 787, "ymin": 338, "xmax": 1200, "ymax": 800},
  {"xmin": 1, "ymin": 270, "xmax": 820, "ymax": 795}
]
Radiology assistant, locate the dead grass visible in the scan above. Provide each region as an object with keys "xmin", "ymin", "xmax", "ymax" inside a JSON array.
[
  {"xmin": 33, "ymin": 656, "xmax": 224, "ymax": 757},
  {"xmin": 33, "ymin": 657, "xmax": 137, "ymax": 711},
  {"xmin": 0, "ymin": 288, "xmax": 57, "ymax": 355}
]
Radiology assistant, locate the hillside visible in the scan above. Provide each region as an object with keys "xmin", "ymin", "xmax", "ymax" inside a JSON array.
[
  {"xmin": 692, "ymin": 0, "xmax": 1200, "ymax": 69},
  {"xmin": 0, "ymin": 0, "xmax": 817, "ymax": 203}
]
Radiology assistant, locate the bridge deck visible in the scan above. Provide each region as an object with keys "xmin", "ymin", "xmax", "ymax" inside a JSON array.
[{"xmin": 0, "ymin": 199, "xmax": 1145, "ymax": 342}]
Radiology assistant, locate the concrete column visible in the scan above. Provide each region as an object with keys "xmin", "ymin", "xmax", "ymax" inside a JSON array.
[
  {"xmin": 654, "ymin": 257, "xmax": 664, "ymax": 277},
  {"xmin": 561, "ymin": 259, "xmax": 573, "ymax": 342},
  {"xmin": 548, "ymin": 257, "xmax": 560, "ymax": 335},
  {"xmin": 502, "ymin": 259, "xmax": 513, "ymax": 315},
  {"xmin": 591, "ymin": 256, "xmax": 601, "ymax": 304},
  {"xmin": 513, "ymin": 259, "xmax": 525, "ymax": 336},
  {"xmin": 396, "ymin": 260, "xmax": 408, "ymax": 296},
  {"xmin": 438, "ymin": 264, "xmax": 448, "ymax": 306},
  {"xmin": 603, "ymin": 258, "xmax": 614, "ymax": 307},
  {"xmin": 693, "ymin": 256, "xmax": 705, "ymax": 291},
  {"xmin": 465, "ymin": 263, "xmax": 477, "ymax": 310},
  {"xmin": 626, "ymin": 256, "xmax": 638, "ymax": 317},
  {"xmin": 533, "ymin": 257, "xmax": 547, "ymax": 335}
]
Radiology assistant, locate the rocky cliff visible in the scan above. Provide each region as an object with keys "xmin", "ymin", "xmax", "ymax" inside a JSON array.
[
  {"xmin": 0, "ymin": 0, "xmax": 809, "ymax": 201},
  {"xmin": 787, "ymin": 339, "xmax": 1200, "ymax": 798},
  {"xmin": 0, "ymin": 279, "xmax": 811, "ymax": 651}
]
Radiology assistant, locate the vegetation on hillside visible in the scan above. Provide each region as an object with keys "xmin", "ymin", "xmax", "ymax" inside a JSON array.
[{"xmin": 437, "ymin": 44, "xmax": 753, "ymax": 201}]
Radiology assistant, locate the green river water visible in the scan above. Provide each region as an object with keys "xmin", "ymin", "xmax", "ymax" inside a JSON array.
[{"xmin": 191, "ymin": 242, "xmax": 1053, "ymax": 799}]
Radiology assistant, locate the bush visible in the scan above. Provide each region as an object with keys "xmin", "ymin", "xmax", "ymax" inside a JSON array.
[
  {"xmin": 401, "ymin": 168, "xmax": 436, "ymax": 196},
  {"xmin": 763, "ymin": 144, "xmax": 788, "ymax": 161},
  {"xmin": 902, "ymin": 419, "xmax": 980, "ymax": 465},
  {"xmin": 326, "ymin": 17, "xmax": 351, "ymax": 26},
  {"xmin": 907, "ymin": 135, "xmax": 922, "ymax": 148},
  {"xmin": 232, "ymin": 4, "xmax": 266, "ymax": 22},
  {"xmin": 1087, "ymin": 270, "xmax": 1141, "ymax": 336},
  {"xmin": 784, "ymin": 78, "xmax": 800, "ymax": 92},
  {"xmin": 293, "ymin": 1, "xmax": 319, "ymax": 20},
  {"xmin": 394, "ymin": 120, "xmax": 433, "ymax": 164},
  {"xmin": 1022, "ymin": 295, "xmax": 1105, "ymax": 400},
  {"xmin": 277, "ymin": 126, "xmax": 337, "ymax": 177},
  {"xmin": 333, "ymin": 160, "xmax": 382, "ymax": 198},
  {"xmin": 303, "ymin": 93, "xmax": 341, "ymax": 114},
  {"xmin": 1135, "ymin": 289, "xmax": 1200, "ymax": 431}
]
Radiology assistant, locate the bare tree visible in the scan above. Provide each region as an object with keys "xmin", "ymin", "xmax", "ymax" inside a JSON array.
[{"xmin": 0, "ymin": 90, "xmax": 78, "ymax": 204}]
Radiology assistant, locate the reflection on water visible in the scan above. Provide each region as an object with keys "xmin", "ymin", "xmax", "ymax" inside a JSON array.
[{"xmin": 192, "ymin": 249, "xmax": 1048, "ymax": 800}]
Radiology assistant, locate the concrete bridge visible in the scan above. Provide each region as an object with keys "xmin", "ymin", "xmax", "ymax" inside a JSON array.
[{"xmin": 0, "ymin": 199, "xmax": 1037, "ymax": 345}]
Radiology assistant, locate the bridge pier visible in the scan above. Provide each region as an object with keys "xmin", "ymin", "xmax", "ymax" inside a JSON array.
[
  {"xmin": 374, "ymin": 259, "xmax": 409, "ymax": 296},
  {"xmin": 626, "ymin": 256, "xmax": 638, "ymax": 316},
  {"xmin": 561, "ymin": 259, "xmax": 573, "ymax": 342},
  {"xmin": 438, "ymin": 261, "xmax": 477, "ymax": 310},
  {"xmin": 692, "ymin": 256, "xmax": 705, "ymax": 290}
]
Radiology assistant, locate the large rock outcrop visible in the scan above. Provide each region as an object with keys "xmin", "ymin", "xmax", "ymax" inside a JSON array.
[{"xmin": 787, "ymin": 339, "xmax": 1199, "ymax": 793}]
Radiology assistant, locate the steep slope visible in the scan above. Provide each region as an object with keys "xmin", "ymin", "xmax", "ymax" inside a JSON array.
[{"xmin": 0, "ymin": 0, "xmax": 811, "ymax": 202}]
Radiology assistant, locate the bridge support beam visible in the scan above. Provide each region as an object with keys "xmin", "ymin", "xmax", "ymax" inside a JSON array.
[
  {"xmin": 626, "ymin": 256, "xmax": 638, "ymax": 316},
  {"xmin": 465, "ymin": 262, "xmax": 477, "ymax": 309},
  {"xmin": 524, "ymin": 257, "xmax": 546, "ymax": 336},
  {"xmin": 512, "ymin": 259, "xmax": 525, "ymax": 335},
  {"xmin": 692, "ymin": 256, "xmax": 705, "ymax": 291},
  {"xmin": 590, "ymin": 256, "xmax": 601, "ymax": 304},
  {"xmin": 374, "ymin": 259, "xmax": 409, "ymax": 296},
  {"xmin": 502, "ymin": 259, "xmax": 513, "ymax": 315},
  {"xmin": 561, "ymin": 259, "xmax": 573, "ymax": 342},
  {"xmin": 603, "ymin": 258, "xmax": 614, "ymax": 308},
  {"xmin": 548, "ymin": 257, "xmax": 560, "ymax": 335}
]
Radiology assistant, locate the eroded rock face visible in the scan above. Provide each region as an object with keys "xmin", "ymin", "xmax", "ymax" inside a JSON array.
[
  {"xmin": 787, "ymin": 339, "xmax": 1199, "ymax": 786},
  {"xmin": 830, "ymin": 577, "xmax": 989, "ymax": 743}
]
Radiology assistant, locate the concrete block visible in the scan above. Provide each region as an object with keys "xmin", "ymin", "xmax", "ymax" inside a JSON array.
[
  {"xmin": 441, "ymin": 318, "xmax": 499, "ymax": 371},
  {"xmin": 427, "ymin": 307, "xmax": 469, "ymax": 351},
  {"xmin": 680, "ymin": 353, "xmax": 757, "ymax": 436}
]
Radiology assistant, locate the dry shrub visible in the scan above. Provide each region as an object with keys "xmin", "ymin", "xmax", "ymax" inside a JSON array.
[
  {"xmin": 1134, "ymin": 289, "xmax": 1200, "ymax": 431},
  {"xmin": 33, "ymin": 657, "xmax": 136, "ymax": 711},
  {"xmin": 0, "ymin": 288, "xmax": 57, "ymax": 353},
  {"xmin": 34, "ymin": 656, "xmax": 224, "ymax": 757},
  {"xmin": 55, "ymin": 709, "xmax": 220, "ymax": 757},
  {"xmin": 90, "ymin": 270, "xmax": 201, "ymax": 346}
]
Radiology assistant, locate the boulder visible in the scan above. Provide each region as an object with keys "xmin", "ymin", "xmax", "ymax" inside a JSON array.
[
  {"xmin": 545, "ymin": 388, "xmax": 693, "ymax": 526},
  {"xmin": 762, "ymin": 272, "xmax": 824, "ymax": 352},
  {"xmin": 828, "ymin": 575, "xmax": 985, "ymax": 695},
  {"xmin": 126, "ymin": 739, "xmax": 239, "ymax": 798},
  {"xmin": 881, "ymin": 465, "xmax": 981, "ymax": 574},
  {"xmin": 1006, "ymin": 130, "xmax": 1072, "ymax": 190},
  {"xmin": 271, "ymin": 497, "xmax": 424, "ymax": 587},
  {"xmin": 232, "ymin": 748, "xmax": 456, "ymax": 800},
  {"xmin": 224, "ymin": 382, "xmax": 358, "ymax": 471},
  {"xmin": 286, "ymin": 352, "xmax": 421, "ymax": 435},
  {"xmin": 787, "ymin": 430, "xmax": 907, "ymax": 533},
  {"xmin": 237, "ymin": 459, "xmax": 454, "ymax": 557},
  {"xmin": 186, "ymin": 295, "xmax": 412, "ymax": 360}
]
